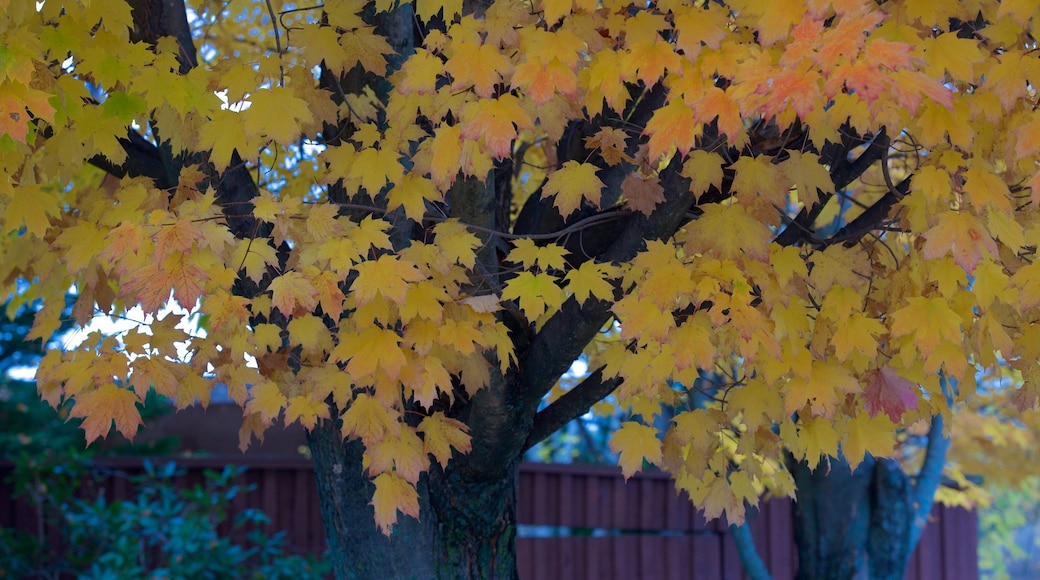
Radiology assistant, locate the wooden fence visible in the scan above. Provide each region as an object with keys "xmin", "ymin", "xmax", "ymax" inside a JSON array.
[{"xmin": 0, "ymin": 458, "xmax": 978, "ymax": 579}]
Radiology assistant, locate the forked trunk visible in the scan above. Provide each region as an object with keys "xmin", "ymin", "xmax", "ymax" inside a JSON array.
[{"xmin": 789, "ymin": 455, "xmax": 914, "ymax": 580}]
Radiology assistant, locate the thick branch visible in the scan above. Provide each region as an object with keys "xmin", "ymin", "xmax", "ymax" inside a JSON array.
[
  {"xmin": 522, "ymin": 367, "xmax": 621, "ymax": 451},
  {"xmin": 519, "ymin": 161, "xmax": 694, "ymax": 410},
  {"xmin": 126, "ymin": 0, "xmax": 198, "ymax": 73}
]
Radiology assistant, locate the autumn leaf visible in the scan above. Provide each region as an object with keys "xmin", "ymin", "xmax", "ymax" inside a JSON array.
[
  {"xmin": 620, "ymin": 172, "xmax": 666, "ymax": 216},
  {"xmin": 863, "ymin": 367, "xmax": 919, "ymax": 422},
  {"xmin": 542, "ymin": 161, "xmax": 605, "ymax": 218},
  {"xmin": 418, "ymin": 413, "xmax": 473, "ymax": 467},
  {"xmin": 371, "ymin": 473, "xmax": 421, "ymax": 535},
  {"xmin": 609, "ymin": 422, "xmax": 663, "ymax": 478},
  {"xmin": 889, "ymin": 297, "xmax": 963, "ymax": 358},
  {"xmin": 69, "ymin": 384, "xmax": 142, "ymax": 444},
  {"xmin": 284, "ymin": 395, "xmax": 330, "ymax": 430}
]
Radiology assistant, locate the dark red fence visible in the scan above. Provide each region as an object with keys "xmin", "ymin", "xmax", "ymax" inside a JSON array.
[{"xmin": 0, "ymin": 458, "xmax": 978, "ymax": 579}]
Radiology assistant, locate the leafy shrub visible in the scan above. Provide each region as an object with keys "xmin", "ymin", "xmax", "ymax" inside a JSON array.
[{"xmin": 1, "ymin": 455, "xmax": 330, "ymax": 579}]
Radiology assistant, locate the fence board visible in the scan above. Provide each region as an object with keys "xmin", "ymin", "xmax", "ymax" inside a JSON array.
[{"xmin": 0, "ymin": 459, "xmax": 977, "ymax": 578}]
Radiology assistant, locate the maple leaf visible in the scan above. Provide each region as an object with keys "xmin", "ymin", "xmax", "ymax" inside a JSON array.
[
  {"xmin": 620, "ymin": 172, "xmax": 666, "ymax": 216},
  {"xmin": 889, "ymin": 297, "xmax": 963, "ymax": 358},
  {"xmin": 369, "ymin": 428, "xmax": 427, "ymax": 484},
  {"xmin": 501, "ymin": 271, "xmax": 567, "ymax": 320},
  {"xmin": 459, "ymin": 95, "xmax": 534, "ymax": 160},
  {"xmin": 922, "ymin": 211, "xmax": 998, "ymax": 275},
  {"xmin": 643, "ymin": 100, "xmax": 700, "ymax": 161},
  {"xmin": 284, "ymin": 395, "xmax": 330, "ymax": 431},
  {"xmin": 445, "ymin": 41, "xmax": 513, "ymax": 98},
  {"xmin": 784, "ymin": 361, "xmax": 861, "ymax": 418},
  {"xmin": 350, "ymin": 255, "xmax": 425, "ymax": 306},
  {"xmin": 584, "ymin": 127, "xmax": 632, "ymax": 166},
  {"xmin": 69, "ymin": 384, "xmax": 142, "ymax": 444},
  {"xmin": 842, "ymin": 411, "xmax": 897, "ymax": 470},
  {"xmin": 243, "ymin": 87, "xmax": 313, "ymax": 144},
  {"xmin": 418, "ymin": 413, "xmax": 472, "ymax": 467},
  {"xmin": 269, "ymin": 271, "xmax": 319, "ymax": 316},
  {"xmin": 341, "ymin": 393, "xmax": 399, "ymax": 447},
  {"xmin": 564, "ymin": 260, "xmax": 619, "ymax": 304},
  {"xmin": 507, "ymin": 238, "xmax": 568, "ymax": 271},
  {"xmin": 542, "ymin": 161, "xmax": 605, "ymax": 218},
  {"xmin": 245, "ymin": 381, "xmax": 287, "ymax": 428},
  {"xmin": 863, "ymin": 367, "xmax": 920, "ymax": 422},
  {"xmin": 684, "ymin": 204, "xmax": 772, "ymax": 263},
  {"xmin": 609, "ymin": 422, "xmax": 663, "ymax": 479},
  {"xmin": 371, "ymin": 473, "xmax": 421, "ymax": 536}
]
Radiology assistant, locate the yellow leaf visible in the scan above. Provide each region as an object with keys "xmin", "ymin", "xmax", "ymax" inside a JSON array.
[
  {"xmin": 288, "ymin": 314, "xmax": 334, "ymax": 355},
  {"xmin": 784, "ymin": 361, "xmax": 860, "ymax": 418},
  {"xmin": 797, "ymin": 416, "xmax": 840, "ymax": 470},
  {"xmin": 269, "ymin": 271, "xmax": 318, "ymax": 316},
  {"xmin": 459, "ymin": 95, "xmax": 534, "ymax": 160},
  {"xmin": 335, "ymin": 325, "xmax": 408, "ymax": 381},
  {"xmin": 350, "ymin": 254, "xmax": 425, "ymax": 306},
  {"xmin": 284, "ymin": 396, "xmax": 330, "ymax": 431},
  {"xmin": 243, "ymin": 87, "xmax": 313, "ymax": 144},
  {"xmin": 341, "ymin": 393, "xmax": 399, "ymax": 446},
  {"xmin": 501, "ymin": 271, "xmax": 567, "ymax": 320},
  {"xmin": 507, "ymin": 238, "xmax": 569, "ymax": 271},
  {"xmin": 684, "ymin": 204, "xmax": 772, "ymax": 263},
  {"xmin": 779, "ymin": 151, "xmax": 831, "ymax": 209},
  {"xmin": 609, "ymin": 421, "xmax": 663, "ymax": 479},
  {"xmin": 368, "ymin": 427, "xmax": 427, "ymax": 484},
  {"xmin": 339, "ymin": 26, "xmax": 394, "ymax": 75},
  {"xmin": 889, "ymin": 297, "xmax": 963, "ymax": 358},
  {"xmin": 681, "ymin": 150, "xmax": 725, "ymax": 199},
  {"xmin": 245, "ymin": 381, "xmax": 287, "ymax": 428},
  {"xmin": 445, "ymin": 41, "xmax": 513, "ymax": 98},
  {"xmin": 418, "ymin": 412, "xmax": 472, "ymax": 467},
  {"xmin": 842, "ymin": 411, "xmax": 897, "ymax": 470},
  {"xmin": 371, "ymin": 473, "xmax": 421, "ymax": 536},
  {"xmin": 643, "ymin": 100, "xmax": 700, "ymax": 161},
  {"xmin": 564, "ymin": 260, "xmax": 618, "ymax": 304}
]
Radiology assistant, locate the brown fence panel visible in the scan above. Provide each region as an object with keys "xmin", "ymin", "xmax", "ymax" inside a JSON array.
[{"xmin": 1, "ymin": 459, "xmax": 977, "ymax": 578}]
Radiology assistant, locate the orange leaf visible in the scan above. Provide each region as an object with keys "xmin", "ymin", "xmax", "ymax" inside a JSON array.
[
  {"xmin": 69, "ymin": 384, "xmax": 142, "ymax": 444},
  {"xmin": 921, "ymin": 211, "xmax": 998, "ymax": 274},
  {"xmin": 620, "ymin": 172, "xmax": 666, "ymax": 216}
]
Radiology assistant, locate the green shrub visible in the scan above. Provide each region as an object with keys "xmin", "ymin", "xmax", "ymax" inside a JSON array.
[{"xmin": 1, "ymin": 455, "xmax": 330, "ymax": 579}]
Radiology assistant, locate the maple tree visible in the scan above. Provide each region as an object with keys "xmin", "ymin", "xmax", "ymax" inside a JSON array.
[{"xmin": 4, "ymin": 0, "xmax": 1040, "ymax": 577}]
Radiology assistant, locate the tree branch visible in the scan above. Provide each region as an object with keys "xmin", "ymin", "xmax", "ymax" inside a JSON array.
[
  {"xmin": 909, "ymin": 410, "xmax": 950, "ymax": 549},
  {"xmin": 774, "ymin": 128, "xmax": 890, "ymax": 247},
  {"xmin": 518, "ymin": 161, "xmax": 694, "ymax": 410},
  {"xmin": 522, "ymin": 366, "xmax": 621, "ymax": 451},
  {"xmin": 730, "ymin": 520, "xmax": 774, "ymax": 580}
]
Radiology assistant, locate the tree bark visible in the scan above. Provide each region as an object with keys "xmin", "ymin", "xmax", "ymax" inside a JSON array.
[
  {"xmin": 307, "ymin": 418, "xmax": 438, "ymax": 580},
  {"xmin": 308, "ymin": 416, "xmax": 520, "ymax": 579},
  {"xmin": 786, "ymin": 448, "xmax": 941, "ymax": 580}
]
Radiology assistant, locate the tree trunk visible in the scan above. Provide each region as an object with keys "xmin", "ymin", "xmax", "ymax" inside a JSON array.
[
  {"xmin": 789, "ymin": 455, "xmax": 914, "ymax": 580},
  {"xmin": 308, "ymin": 419, "xmax": 438, "ymax": 579},
  {"xmin": 308, "ymin": 418, "xmax": 520, "ymax": 579},
  {"xmin": 427, "ymin": 460, "xmax": 519, "ymax": 579}
]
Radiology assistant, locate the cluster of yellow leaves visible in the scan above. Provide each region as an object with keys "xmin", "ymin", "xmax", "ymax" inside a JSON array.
[{"xmin": 3, "ymin": 0, "xmax": 1040, "ymax": 530}]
